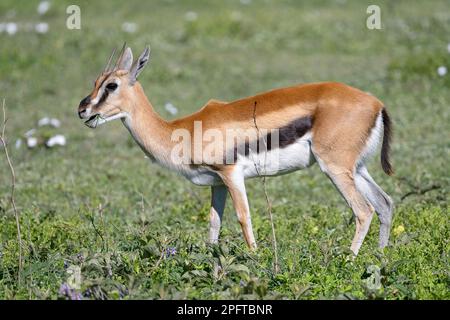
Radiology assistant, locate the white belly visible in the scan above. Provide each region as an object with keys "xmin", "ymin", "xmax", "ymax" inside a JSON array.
[
  {"xmin": 180, "ymin": 136, "xmax": 315, "ymax": 186},
  {"xmin": 181, "ymin": 166, "xmax": 223, "ymax": 186},
  {"xmin": 238, "ymin": 136, "xmax": 315, "ymax": 179}
]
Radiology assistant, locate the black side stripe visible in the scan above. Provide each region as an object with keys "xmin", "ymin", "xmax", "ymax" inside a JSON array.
[{"xmin": 230, "ymin": 116, "xmax": 313, "ymax": 162}]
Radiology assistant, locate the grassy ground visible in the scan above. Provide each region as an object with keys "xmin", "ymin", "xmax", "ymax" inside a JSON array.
[{"xmin": 0, "ymin": 0, "xmax": 448, "ymax": 299}]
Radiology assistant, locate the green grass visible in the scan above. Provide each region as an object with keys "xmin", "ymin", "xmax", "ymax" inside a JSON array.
[{"xmin": 0, "ymin": 0, "xmax": 449, "ymax": 299}]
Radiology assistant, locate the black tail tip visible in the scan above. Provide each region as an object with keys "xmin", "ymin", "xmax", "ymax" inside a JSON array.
[
  {"xmin": 381, "ymin": 108, "xmax": 393, "ymax": 176},
  {"xmin": 382, "ymin": 161, "xmax": 394, "ymax": 176}
]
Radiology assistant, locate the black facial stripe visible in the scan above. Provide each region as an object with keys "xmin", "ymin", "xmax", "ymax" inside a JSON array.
[{"xmin": 96, "ymin": 90, "xmax": 109, "ymax": 107}]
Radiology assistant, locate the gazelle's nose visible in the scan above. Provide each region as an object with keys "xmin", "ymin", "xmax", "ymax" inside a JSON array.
[
  {"xmin": 79, "ymin": 95, "xmax": 91, "ymax": 108},
  {"xmin": 78, "ymin": 109, "xmax": 86, "ymax": 119},
  {"xmin": 78, "ymin": 95, "xmax": 91, "ymax": 119}
]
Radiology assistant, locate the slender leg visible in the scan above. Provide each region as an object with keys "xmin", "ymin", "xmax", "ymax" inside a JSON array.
[
  {"xmin": 314, "ymin": 157, "xmax": 374, "ymax": 255},
  {"xmin": 330, "ymin": 170, "xmax": 374, "ymax": 255},
  {"xmin": 209, "ymin": 184, "xmax": 228, "ymax": 244},
  {"xmin": 355, "ymin": 166, "xmax": 393, "ymax": 248},
  {"xmin": 221, "ymin": 169, "xmax": 257, "ymax": 249}
]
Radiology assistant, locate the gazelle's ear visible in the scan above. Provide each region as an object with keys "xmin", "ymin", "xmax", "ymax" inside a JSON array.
[
  {"xmin": 117, "ymin": 47, "xmax": 133, "ymax": 71},
  {"xmin": 129, "ymin": 46, "xmax": 150, "ymax": 85}
]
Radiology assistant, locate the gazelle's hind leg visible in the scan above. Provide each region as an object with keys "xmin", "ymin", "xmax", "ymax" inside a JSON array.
[
  {"xmin": 355, "ymin": 165, "xmax": 393, "ymax": 248},
  {"xmin": 314, "ymin": 156, "xmax": 375, "ymax": 255}
]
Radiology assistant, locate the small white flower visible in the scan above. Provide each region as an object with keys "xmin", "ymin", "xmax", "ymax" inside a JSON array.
[
  {"xmin": 35, "ymin": 22, "xmax": 49, "ymax": 34},
  {"xmin": 6, "ymin": 22, "xmax": 18, "ymax": 35},
  {"xmin": 164, "ymin": 102, "xmax": 178, "ymax": 115},
  {"xmin": 38, "ymin": 117, "xmax": 60, "ymax": 127},
  {"xmin": 437, "ymin": 66, "xmax": 447, "ymax": 76},
  {"xmin": 50, "ymin": 118, "xmax": 61, "ymax": 127},
  {"xmin": 46, "ymin": 134, "xmax": 66, "ymax": 147},
  {"xmin": 122, "ymin": 22, "xmax": 137, "ymax": 33},
  {"xmin": 38, "ymin": 117, "xmax": 50, "ymax": 126},
  {"xmin": 184, "ymin": 11, "xmax": 198, "ymax": 22},
  {"xmin": 27, "ymin": 137, "xmax": 38, "ymax": 148},
  {"xmin": 37, "ymin": 1, "xmax": 51, "ymax": 15}
]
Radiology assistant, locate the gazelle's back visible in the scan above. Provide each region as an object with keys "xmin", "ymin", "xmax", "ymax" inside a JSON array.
[{"xmin": 172, "ymin": 82, "xmax": 382, "ymax": 135}]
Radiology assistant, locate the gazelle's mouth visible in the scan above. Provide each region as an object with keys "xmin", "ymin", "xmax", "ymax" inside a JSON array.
[
  {"xmin": 84, "ymin": 114, "xmax": 101, "ymax": 128},
  {"xmin": 84, "ymin": 112, "xmax": 127, "ymax": 129}
]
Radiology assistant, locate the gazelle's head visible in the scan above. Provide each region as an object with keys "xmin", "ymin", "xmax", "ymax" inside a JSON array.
[{"xmin": 78, "ymin": 44, "xmax": 151, "ymax": 128}]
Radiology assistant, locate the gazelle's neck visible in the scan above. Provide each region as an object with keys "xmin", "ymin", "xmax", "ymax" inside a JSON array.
[{"xmin": 122, "ymin": 83, "xmax": 176, "ymax": 168}]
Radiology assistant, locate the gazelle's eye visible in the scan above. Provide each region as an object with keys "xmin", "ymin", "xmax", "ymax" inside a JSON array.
[{"xmin": 106, "ymin": 83, "xmax": 118, "ymax": 91}]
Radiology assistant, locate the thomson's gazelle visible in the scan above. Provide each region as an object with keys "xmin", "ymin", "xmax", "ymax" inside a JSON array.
[{"xmin": 78, "ymin": 45, "xmax": 394, "ymax": 255}]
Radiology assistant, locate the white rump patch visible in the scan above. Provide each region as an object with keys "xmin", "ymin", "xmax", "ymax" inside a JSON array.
[{"xmin": 358, "ymin": 111, "xmax": 383, "ymax": 167}]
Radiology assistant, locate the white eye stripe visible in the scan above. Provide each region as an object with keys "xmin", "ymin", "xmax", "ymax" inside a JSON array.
[{"xmin": 91, "ymin": 86, "xmax": 104, "ymax": 105}]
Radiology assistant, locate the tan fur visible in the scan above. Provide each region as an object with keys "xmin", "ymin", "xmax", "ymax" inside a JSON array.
[
  {"xmin": 82, "ymin": 71, "xmax": 383, "ymax": 171},
  {"xmin": 78, "ymin": 53, "xmax": 391, "ymax": 255},
  {"xmin": 219, "ymin": 166, "xmax": 257, "ymax": 248}
]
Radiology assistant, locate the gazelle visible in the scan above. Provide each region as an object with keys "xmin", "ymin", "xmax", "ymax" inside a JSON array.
[{"xmin": 78, "ymin": 44, "xmax": 394, "ymax": 255}]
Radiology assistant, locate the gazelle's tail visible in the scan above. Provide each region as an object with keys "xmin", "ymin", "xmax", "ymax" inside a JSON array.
[{"xmin": 381, "ymin": 108, "xmax": 393, "ymax": 176}]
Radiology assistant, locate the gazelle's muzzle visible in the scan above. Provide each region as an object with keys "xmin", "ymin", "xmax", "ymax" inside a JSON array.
[
  {"xmin": 79, "ymin": 100, "xmax": 128, "ymax": 128},
  {"xmin": 78, "ymin": 95, "xmax": 106, "ymax": 128},
  {"xmin": 83, "ymin": 112, "xmax": 128, "ymax": 129},
  {"xmin": 78, "ymin": 95, "xmax": 92, "ymax": 119}
]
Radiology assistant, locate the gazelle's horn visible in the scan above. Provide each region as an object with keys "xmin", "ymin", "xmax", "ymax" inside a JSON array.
[
  {"xmin": 113, "ymin": 42, "xmax": 127, "ymax": 71},
  {"xmin": 103, "ymin": 47, "xmax": 117, "ymax": 74}
]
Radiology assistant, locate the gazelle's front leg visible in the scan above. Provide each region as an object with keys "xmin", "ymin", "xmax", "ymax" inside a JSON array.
[
  {"xmin": 209, "ymin": 185, "xmax": 227, "ymax": 244},
  {"xmin": 221, "ymin": 170, "xmax": 257, "ymax": 249}
]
